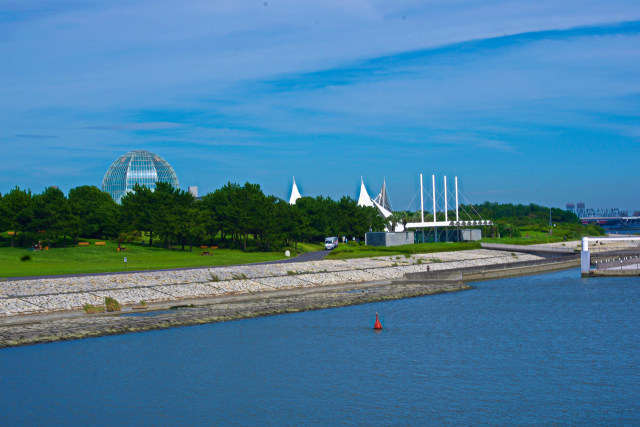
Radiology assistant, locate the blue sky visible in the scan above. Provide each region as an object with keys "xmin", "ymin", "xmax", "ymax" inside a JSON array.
[{"xmin": 1, "ymin": 0, "xmax": 639, "ymax": 211}]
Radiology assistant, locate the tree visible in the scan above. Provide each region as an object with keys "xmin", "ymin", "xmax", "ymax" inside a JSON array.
[
  {"xmin": 200, "ymin": 192, "xmax": 222, "ymax": 244},
  {"xmin": 504, "ymin": 223, "xmax": 514, "ymax": 238},
  {"xmin": 279, "ymin": 201, "xmax": 305, "ymax": 250},
  {"xmin": 184, "ymin": 206, "xmax": 207, "ymax": 252},
  {"xmin": 389, "ymin": 211, "xmax": 406, "ymax": 232},
  {"xmin": 208, "ymin": 182, "xmax": 242, "ymax": 245},
  {"xmin": 68, "ymin": 185, "xmax": 120, "ymax": 239},
  {"xmin": 1, "ymin": 187, "xmax": 33, "ymax": 247},
  {"xmin": 234, "ymin": 182, "xmax": 268, "ymax": 251},
  {"xmin": 120, "ymin": 184, "xmax": 155, "ymax": 244},
  {"xmin": 31, "ymin": 187, "xmax": 72, "ymax": 247},
  {"xmin": 145, "ymin": 182, "xmax": 194, "ymax": 249}
]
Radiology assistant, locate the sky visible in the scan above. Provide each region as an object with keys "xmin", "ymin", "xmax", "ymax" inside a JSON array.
[{"xmin": 1, "ymin": 0, "xmax": 639, "ymax": 211}]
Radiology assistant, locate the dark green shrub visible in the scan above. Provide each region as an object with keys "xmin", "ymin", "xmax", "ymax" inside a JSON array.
[
  {"xmin": 105, "ymin": 297, "xmax": 121, "ymax": 312},
  {"xmin": 83, "ymin": 304, "xmax": 105, "ymax": 314}
]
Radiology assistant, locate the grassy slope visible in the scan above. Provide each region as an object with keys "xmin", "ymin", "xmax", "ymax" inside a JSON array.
[
  {"xmin": 0, "ymin": 243, "xmax": 288, "ymax": 277},
  {"xmin": 287, "ymin": 242, "xmax": 324, "ymax": 253},
  {"xmin": 480, "ymin": 236, "xmax": 565, "ymax": 245},
  {"xmin": 326, "ymin": 242, "xmax": 481, "ymax": 260},
  {"xmin": 0, "ymin": 233, "xmax": 574, "ymax": 277}
]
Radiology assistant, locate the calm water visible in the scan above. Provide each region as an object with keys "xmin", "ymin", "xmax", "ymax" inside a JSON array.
[{"xmin": 1, "ymin": 268, "xmax": 639, "ymax": 425}]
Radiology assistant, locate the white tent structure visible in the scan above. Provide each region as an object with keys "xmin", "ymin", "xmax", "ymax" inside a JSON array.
[
  {"xmin": 357, "ymin": 177, "xmax": 374, "ymax": 207},
  {"xmin": 374, "ymin": 179, "xmax": 392, "ymax": 213},
  {"xmin": 372, "ymin": 198, "xmax": 393, "ymax": 219},
  {"xmin": 289, "ymin": 177, "xmax": 302, "ymax": 205},
  {"xmin": 357, "ymin": 177, "xmax": 393, "ymax": 219}
]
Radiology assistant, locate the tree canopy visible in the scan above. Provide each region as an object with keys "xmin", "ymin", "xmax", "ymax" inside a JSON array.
[{"xmin": 0, "ymin": 182, "xmax": 385, "ymax": 250}]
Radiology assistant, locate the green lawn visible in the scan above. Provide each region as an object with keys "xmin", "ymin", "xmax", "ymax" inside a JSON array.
[
  {"xmin": 0, "ymin": 242, "xmax": 289, "ymax": 277},
  {"xmin": 480, "ymin": 236, "xmax": 566, "ymax": 245},
  {"xmin": 326, "ymin": 242, "xmax": 481, "ymax": 260},
  {"xmin": 286, "ymin": 242, "xmax": 325, "ymax": 253}
]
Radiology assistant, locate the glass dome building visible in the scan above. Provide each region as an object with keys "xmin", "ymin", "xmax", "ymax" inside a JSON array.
[{"xmin": 102, "ymin": 150, "xmax": 179, "ymax": 203}]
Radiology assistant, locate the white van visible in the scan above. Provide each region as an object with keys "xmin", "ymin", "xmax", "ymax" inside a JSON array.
[{"xmin": 324, "ymin": 236, "xmax": 338, "ymax": 250}]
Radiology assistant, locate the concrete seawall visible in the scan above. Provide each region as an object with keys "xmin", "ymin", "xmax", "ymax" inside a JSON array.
[
  {"xmin": 481, "ymin": 242, "xmax": 576, "ymax": 256},
  {"xmin": 590, "ymin": 269, "xmax": 640, "ymax": 277},
  {"xmin": 400, "ymin": 256, "xmax": 580, "ymax": 283}
]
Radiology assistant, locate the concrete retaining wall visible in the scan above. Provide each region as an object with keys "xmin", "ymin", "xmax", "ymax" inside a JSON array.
[
  {"xmin": 481, "ymin": 243, "xmax": 574, "ymax": 255},
  {"xmin": 400, "ymin": 255, "xmax": 580, "ymax": 283},
  {"xmin": 463, "ymin": 258, "xmax": 579, "ymax": 281},
  {"xmin": 590, "ymin": 269, "xmax": 640, "ymax": 277}
]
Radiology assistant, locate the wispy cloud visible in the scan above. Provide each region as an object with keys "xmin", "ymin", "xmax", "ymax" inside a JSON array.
[
  {"xmin": 85, "ymin": 122, "xmax": 184, "ymax": 131},
  {"xmin": 1, "ymin": 1, "xmax": 639, "ymax": 206},
  {"xmin": 265, "ymin": 21, "xmax": 640, "ymax": 92},
  {"xmin": 14, "ymin": 134, "xmax": 58, "ymax": 139},
  {"xmin": 431, "ymin": 134, "xmax": 514, "ymax": 152}
]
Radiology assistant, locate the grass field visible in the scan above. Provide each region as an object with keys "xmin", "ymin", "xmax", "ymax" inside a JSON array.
[
  {"xmin": 0, "ymin": 233, "xmax": 572, "ymax": 277},
  {"xmin": 0, "ymin": 242, "xmax": 293, "ymax": 277},
  {"xmin": 480, "ymin": 236, "xmax": 566, "ymax": 245},
  {"xmin": 325, "ymin": 242, "xmax": 482, "ymax": 260}
]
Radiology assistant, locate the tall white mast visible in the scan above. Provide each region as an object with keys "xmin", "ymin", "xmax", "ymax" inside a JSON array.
[
  {"xmin": 432, "ymin": 174, "xmax": 436, "ymax": 224},
  {"xmin": 420, "ymin": 174, "xmax": 424, "ymax": 223},
  {"xmin": 455, "ymin": 176, "xmax": 459, "ymax": 222},
  {"xmin": 444, "ymin": 175, "xmax": 448, "ymax": 222}
]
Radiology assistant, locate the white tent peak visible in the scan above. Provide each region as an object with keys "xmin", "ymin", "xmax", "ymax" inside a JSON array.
[
  {"xmin": 372, "ymin": 198, "xmax": 393, "ymax": 218},
  {"xmin": 289, "ymin": 176, "xmax": 301, "ymax": 205},
  {"xmin": 357, "ymin": 177, "xmax": 374, "ymax": 207},
  {"xmin": 374, "ymin": 178, "xmax": 392, "ymax": 212}
]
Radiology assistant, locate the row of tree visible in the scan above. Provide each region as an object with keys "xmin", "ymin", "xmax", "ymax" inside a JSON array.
[
  {"xmin": 1, "ymin": 184, "xmax": 603, "ymax": 250},
  {"xmin": 0, "ymin": 183, "xmax": 385, "ymax": 251}
]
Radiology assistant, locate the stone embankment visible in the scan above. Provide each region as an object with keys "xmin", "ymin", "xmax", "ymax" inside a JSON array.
[
  {"xmin": 0, "ymin": 281, "xmax": 472, "ymax": 348},
  {"xmin": 1, "ymin": 249, "xmax": 579, "ymax": 348},
  {"xmin": 0, "ymin": 250, "xmax": 540, "ymax": 317}
]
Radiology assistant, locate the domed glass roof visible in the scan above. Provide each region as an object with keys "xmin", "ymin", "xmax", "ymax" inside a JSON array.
[{"xmin": 102, "ymin": 150, "xmax": 179, "ymax": 203}]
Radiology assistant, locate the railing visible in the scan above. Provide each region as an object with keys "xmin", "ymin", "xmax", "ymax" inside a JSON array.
[{"xmin": 595, "ymin": 255, "xmax": 640, "ymax": 270}]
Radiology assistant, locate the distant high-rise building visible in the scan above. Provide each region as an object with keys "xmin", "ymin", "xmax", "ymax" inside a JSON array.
[
  {"xmin": 188, "ymin": 186, "xmax": 198, "ymax": 198},
  {"xmin": 102, "ymin": 150, "xmax": 179, "ymax": 203}
]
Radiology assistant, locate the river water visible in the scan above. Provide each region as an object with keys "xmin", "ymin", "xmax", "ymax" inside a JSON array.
[{"xmin": 1, "ymin": 268, "xmax": 638, "ymax": 425}]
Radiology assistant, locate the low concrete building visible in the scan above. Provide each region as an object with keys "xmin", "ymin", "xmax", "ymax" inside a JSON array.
[
  {"xmin": 365, "ymin": 231, "xmax": 415, "ymax": 247},
  {"xmin": 461, "ymin": 229, "xmax": 482, "ymax": 241}
]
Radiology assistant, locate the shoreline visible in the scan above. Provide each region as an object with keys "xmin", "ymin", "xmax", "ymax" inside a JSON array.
[
  {"xmin": 0, "ymin": 250, "xmax": 582, "ymax": 348},
  {"xmin": 1, "ymin": 249, "xmax": 550, "ymax": 318},
  {"xmin": 0, "ymin": 280, "xmax": 472, "ymax": 348}
]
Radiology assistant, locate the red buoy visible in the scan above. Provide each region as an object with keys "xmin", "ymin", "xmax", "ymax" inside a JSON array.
[{"xmin": 373, "ymin": 312, "xmax": 383, "ymax": 330}]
